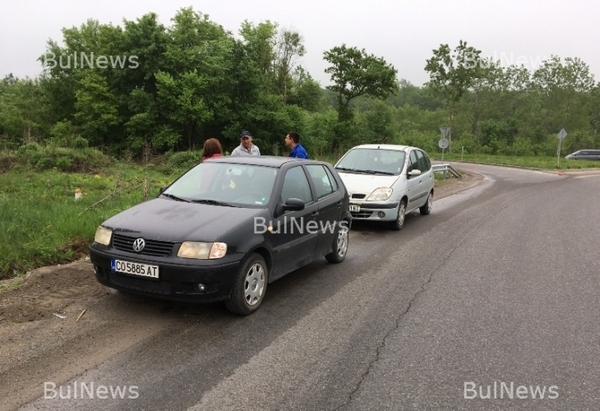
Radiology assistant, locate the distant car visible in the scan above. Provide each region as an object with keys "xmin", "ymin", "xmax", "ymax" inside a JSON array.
[
  {"xmin": 565, "ymin": 149, "xmax": 600, "ymax": 161},
  {"xmin": 334, "ymin": 144, "xmax": 434, "ymax": 230},
  {"xmin": 89, "ymin": 156, "xmax": 351, "ymax": 315}
]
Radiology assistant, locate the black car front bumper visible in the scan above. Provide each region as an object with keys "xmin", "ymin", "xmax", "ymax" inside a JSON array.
[{"xmin": 90, "ymin": 245, "xmax": 244, "ymax": 303}]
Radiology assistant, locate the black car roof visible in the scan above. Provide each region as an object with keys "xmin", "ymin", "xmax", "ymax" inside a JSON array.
[{"xmin": 207, "ymin": 155, "xmax": 329, "ymax": 168}]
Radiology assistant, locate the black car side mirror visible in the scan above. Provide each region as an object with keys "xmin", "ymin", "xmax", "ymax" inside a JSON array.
[
  {"xmin": 283, "ymin": 198, "xmax": 305, "ymax": 211},
  {"xmin": 159, "ymin": 185, "xmax": 168, "ymax": 195}
]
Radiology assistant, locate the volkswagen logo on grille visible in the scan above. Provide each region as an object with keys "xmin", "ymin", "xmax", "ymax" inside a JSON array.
[{"xmin": 132, "ymin": 238, "xmax": 146, "ymax": 252}]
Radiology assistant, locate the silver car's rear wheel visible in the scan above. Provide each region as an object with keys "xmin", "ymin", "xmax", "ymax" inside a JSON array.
[{"xmin": 420, "ymin": 192, "xmax": 433, "ymax": 215}]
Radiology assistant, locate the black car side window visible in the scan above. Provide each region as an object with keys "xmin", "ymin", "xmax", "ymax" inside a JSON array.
[
  {"xmin": 324, "ymin": 167, "xmax": 339, "ymax": 192},
  {"xmin": 281, "ymin": 166, "xmax": 313, "ymax": 203},
  {"xmin": 306, "ymin": 165, "xmax": 335, "ymax": 200}
]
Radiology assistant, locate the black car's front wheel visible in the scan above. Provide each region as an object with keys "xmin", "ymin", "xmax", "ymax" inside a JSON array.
[{"xmin": 226, "ymin": 253, "xmax": 268, "ymax": 315}]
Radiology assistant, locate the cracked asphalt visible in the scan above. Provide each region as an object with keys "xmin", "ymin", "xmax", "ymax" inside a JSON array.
[{"xmin": 14, "ymin": 164, "xmax": 600, "ymax": 411}]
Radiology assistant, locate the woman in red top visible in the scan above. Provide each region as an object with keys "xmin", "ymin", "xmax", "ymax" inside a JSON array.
[{"xmin": 201, "ymin": 138, "xmax": 223, "ymax": 162}]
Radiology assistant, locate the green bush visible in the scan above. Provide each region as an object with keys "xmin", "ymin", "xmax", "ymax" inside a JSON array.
[
  {"xmin": 55, "ymin": 156, "xmax": 73, "ymax": 171},
  {"xmin": 17, "ymin": 142, "xmax": 42, "ymax": 154},
  {"xmin": 35, "ymin": 156, "xmax": 54, "ymax": 170},
  {"xmin": 73, "ymin": 136, "xmax": 89, "ymax": 149},
  {"xmin": 397, "ymin": 130, "xmax": 438, "ymax": 154},
  {"xmin": 0, "ymin": 151, "xmax": 18, "ymax": 172},
  {"xmin": 14, "ymin": 145, "xmax": 112, "ymax": 172},
  {"xmin": 48, "ymin": 120, "xmax": 80, "ymax": 148},
  {"xmin": 166, "ymin": 150, "xmax": 201, "ymax": 169}
]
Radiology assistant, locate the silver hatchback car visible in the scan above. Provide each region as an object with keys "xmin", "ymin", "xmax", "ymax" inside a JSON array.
[{"xmin": 334, "ymin": 144, "xmax": 434, "ymax": 230}]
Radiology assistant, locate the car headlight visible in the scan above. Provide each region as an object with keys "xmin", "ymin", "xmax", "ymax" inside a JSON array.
[
  {"xmin": 366, "ymin": 188, "xmax": 393, "ymax": 201},
  {"xmin": 94, "ymin": 226, "xmax": 112, "ymax": 246},
  {"xmin": 177, "ymin": 242, "xmax": 228, "ymax": 259}
]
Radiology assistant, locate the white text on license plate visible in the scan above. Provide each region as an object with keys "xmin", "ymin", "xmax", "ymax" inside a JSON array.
[
  {"xmin": 111, "ymin": 259, "xmax": 159, "ymax": 279},
  {"xmin": 349, "ymin": 205, "xmax": 361, "ymax": 212}
]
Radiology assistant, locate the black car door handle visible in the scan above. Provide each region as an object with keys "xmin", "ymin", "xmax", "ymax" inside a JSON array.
[{"xmin": 312, "ymin": 211, "xmax": 319, "ymax": 217}]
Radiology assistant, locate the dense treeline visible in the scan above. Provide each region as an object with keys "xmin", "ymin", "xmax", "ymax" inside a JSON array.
[{"xmin": 0, "ymin": 7, "xmax": 598, "ymax": 162}]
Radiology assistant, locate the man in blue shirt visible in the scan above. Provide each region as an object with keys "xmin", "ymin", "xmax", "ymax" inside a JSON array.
[{"xmin": 285, "ymin": 131, "xmax": 309, "ymax": 159}]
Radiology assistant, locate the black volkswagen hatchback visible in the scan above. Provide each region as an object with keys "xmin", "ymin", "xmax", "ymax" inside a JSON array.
[{"xmin": 90, "ymin": 156, "xmax": 351, "ymax": 315}]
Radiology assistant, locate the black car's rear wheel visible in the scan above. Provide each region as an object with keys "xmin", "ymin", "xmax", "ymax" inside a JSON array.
[
  {"xmin": 325, "ymin": 221, "xmax": 349, "ymax": 263},
  {"xmin": 226, "ymin": 253, "xmax": 268, "ymax": 315}
]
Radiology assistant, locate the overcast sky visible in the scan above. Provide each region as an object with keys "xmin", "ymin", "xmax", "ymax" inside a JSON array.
[{"xmin": 1, "ymin": 0, "xmax": 598, "ymax": 86}]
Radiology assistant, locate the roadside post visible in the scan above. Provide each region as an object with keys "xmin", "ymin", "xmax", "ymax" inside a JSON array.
[
  {"xmin": 439, "ymin": 127, "xmax": 450, "ymax": 162},
  {"xmin": 438, "ymin": 131, "xmax": 450, "ymax": 180},
  {"xmin": 557, "ymin": 128, "xmax": 567, "ymax": 167}
]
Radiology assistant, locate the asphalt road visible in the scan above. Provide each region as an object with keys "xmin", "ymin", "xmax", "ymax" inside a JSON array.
[{"xmin": 18, "ymin": 164, "xmax": 600, "ymax": 411}]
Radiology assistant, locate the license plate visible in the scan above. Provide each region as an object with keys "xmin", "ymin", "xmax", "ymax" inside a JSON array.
[
  {"xmin": 349, "ymin": 204, "xmax": 361, "ymax": 212},
  {"xmin": 111, "ymin": 259, "xmax": 159, "ymax": 279}
]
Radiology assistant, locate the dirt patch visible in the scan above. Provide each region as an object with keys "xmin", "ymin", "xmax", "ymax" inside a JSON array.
[
  {"xmin": 434, "ymin": 170, "xmax": 485, "ymax": 200},
  {"xmin": 0, "ymin": 259, "xmax": 106, "ymax": 324}
]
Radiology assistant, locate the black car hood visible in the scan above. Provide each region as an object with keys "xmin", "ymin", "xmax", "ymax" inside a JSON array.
[{"xmin": 102, "ymin": 198, "xmax": 267, "ymax": 242}]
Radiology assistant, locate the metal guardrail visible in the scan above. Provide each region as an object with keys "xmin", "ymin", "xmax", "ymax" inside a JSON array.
[{"xmin": 432, "ymin": 163, "xmax": 462, "ymax": 178}]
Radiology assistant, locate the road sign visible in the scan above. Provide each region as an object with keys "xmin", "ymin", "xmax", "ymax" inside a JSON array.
[
  {"xmin": 557, "ymin": 129, "xmax": 567, "ymax": 167},
  {"xmin": 558, "ymin": 129, "xmax": 567, "ymax": 140},
  {"xmin": 438, "ymin": 138, "xmax": 449, "ymax": 149},
  {"xmin": 439, "ymin": 127, "xmax": 451, "ymax": 138}
]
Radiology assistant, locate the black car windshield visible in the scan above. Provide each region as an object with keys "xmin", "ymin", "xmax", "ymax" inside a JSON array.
[
  {"xmin": 336, "ymin": 148, "xmax": 406, "ymax": 175},
  {"xmin": 163, "ymin": 162, "xmax": 277, "ymax": 207}
]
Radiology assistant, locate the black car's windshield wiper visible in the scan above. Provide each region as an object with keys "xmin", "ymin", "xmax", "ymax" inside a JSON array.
[
  {"xmin": 161, "ymin": 193, "xmax": 190, "ymax": 202},
  {"xmin": 190, "ymin": 199, "xmax": 239, "ymax": 207}
]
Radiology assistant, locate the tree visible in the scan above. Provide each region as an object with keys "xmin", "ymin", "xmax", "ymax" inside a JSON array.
[
  {"xmin": 286, "ymin": 67, "xmax": 322, "ymax": 112},
  {"xmin": 361, "ymin": 100, "xmax": 396, "ymax": 144},
  {"xmin": 0, "ymin": 76, "xmax": 45, "ymax": 146},
  {"xmin": 425, "ymin": 40, "xmax": 484, "ymax": 151},
  {"xmin": 274, "ymin": 29, "xmax": 306, "ymax": 102},
  {"xmin": 589, "ymin": 84, "xmax": 600, "ymax": 145},
  {"xmin": 323, "ymin": 44, "xmax": 398, "ymax": 151},
  {"xmin": 388, "ymin": 79, "xmax": 443, "ymax": 111},
  {"xmin": 73, "ymin": 70, "xmax": 120, "ymax": 146},
  {"xmin": 158, "ymin": 8, "xmax": 234, "ymax": 150},
  {"xmin": 531, "ymin": 56, "xmax": 595, "ymax": 133}
]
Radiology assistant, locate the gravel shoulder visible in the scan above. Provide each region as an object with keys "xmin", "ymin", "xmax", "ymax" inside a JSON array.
[{"xmin": 0, "ymin": 170, "xmax": 484, "ymax": 411}]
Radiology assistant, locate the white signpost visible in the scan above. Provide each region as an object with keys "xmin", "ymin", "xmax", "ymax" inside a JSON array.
[
  {"xmin": 557, "ymin": 128, "xmax": 567, "ymax": 167},
  {"xmin": 439, "ymin": 127, "xmax": 450, "ymax": 161}
]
